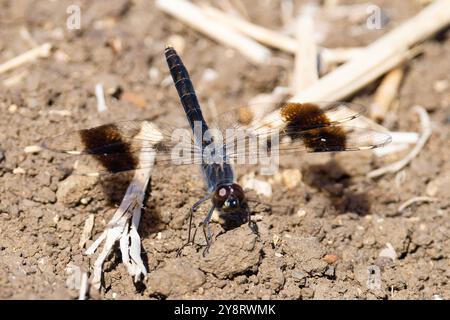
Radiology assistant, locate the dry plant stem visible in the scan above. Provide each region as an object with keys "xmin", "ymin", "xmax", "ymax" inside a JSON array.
[
  {"xmin": 202, "ymin": 4, "xmax": 298, "ymax": 53},
  {"xmin": 320, "ymin": 47, "xmax": 363, "ymax": 64},
  {"xmin": 292, "ymin": 14, "xmax": 318, "ymax": 92},
  {"xmin": 227, "ymin": 0, "xmax": 249, "ymax": 19},
  {"xmin": 370, "ymin": 67, "xmax": 404, "ymax": 121},
  {"xmin": 323, "ymin": 2, "xmax": 376, "ymax": 21},
  {"xmin": 288, "ymin": 0, "xmax": 450, "ymax": 102},
  {"xmin": 368, "ymin": 106, "xmax": 432, "ymax": 178},
  {"xmin": 254, "ymin": 0, "xmax": 449, "ymax": 132},
  {"xmin": 78, "ymin": 272, "xmax": 89, "ymax": 300},
  {"xmin": 156, "ymin": 0, "xmax": 271, "ymax": 64},
  {"xmin": 85, "ymin": 141, "xmax": 158, "ymax": 289},
  {"xmin": 0, "ymin": 42, "xmax": 52, "ymax": 74},
  {"xmin": 281, "ymin": 0, "xmax": 294, "ymax": 26},
  {"xmin": 398, "ymin": 196, "xmax": 437, "ymax": 213},
  {"xmin": 202, "ymin": 4, "xmax": 362, "ymax": 64},
  {"xmin": 2, "ymin": 70, "xmax": 29, "ymax": 87}
]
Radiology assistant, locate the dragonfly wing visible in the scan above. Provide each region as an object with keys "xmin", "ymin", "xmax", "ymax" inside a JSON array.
[
  {"xmin": 41, "ymin": 120, "xmax": 201, "ymax": 176},
  {"xmin": 222, "ymin": 125, "xmax": 391, "ymax": 163}
]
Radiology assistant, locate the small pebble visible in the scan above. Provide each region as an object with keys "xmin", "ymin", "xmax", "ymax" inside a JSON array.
[
  {"xmin": 292, "ymin": 270, "xmax": 307, "ymax": 281},
  {"xmin": 24, "ymin": 145, "xmax": 43, "ymax": 154},
  {"xmin": 148, "ymin": 67, "xmax": 160, "ymax": 81},
  {"xmin": 8, "ymin": 104, "xmax": 18, "ymax": 113},
  {"xmin": 324, "ymin": 265, "xmax": 335, "ymax": 278},
  {"xmin": 108, "ymin": 37, "xmax": 122, "ymax": 54},
  {"xmin": 240, "ymin": 173, "xmax": 272, "ymax": 198},
  {"xmin": 48, "ymin": 109, "xmax": 72, "ymax": 117},
  {"xmin": 201, "ymin": 68, "xmax": 218, "ymax": 83},
  {"xmin": 54, "ymin": 49, "xmax": 70, "ymax": 62},
  {"xmin": 296, "ymin": 209, "xmax": 307, "ymax": 218},
  {"xmin": 13, "ymin": 167, "xmax": 26, "ymax": 174},
  {"xmin": 433, "ymin": 80, "xmax": 449, "ymax": 93},
  {"xmin": 282, "ymin": 169, "xmax": 302, "ymax": 189},
  {"xmin": 323, "ymin": 253, "xmax": 338, "ymax": 264},
  {"xmin": 122, "ymin": 91, "xmax": 146, "ymax": 108},
  {"xmin": 272, "ymin": 234, "xmax": 280, "ymax": 246},
  {"xmin": 274, "ymin": 252, "xmax": 283, "ymax": 258}
]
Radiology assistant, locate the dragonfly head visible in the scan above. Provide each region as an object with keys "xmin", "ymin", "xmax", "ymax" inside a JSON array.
[{"xmin": 213, "ymin": 183, "xmax": 245, "ymax": 212}]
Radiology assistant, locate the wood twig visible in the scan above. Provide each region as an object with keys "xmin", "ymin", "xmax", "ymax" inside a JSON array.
[{"xmin": 368, "ymin": 106, "xmax": 432, "ymax": 178}]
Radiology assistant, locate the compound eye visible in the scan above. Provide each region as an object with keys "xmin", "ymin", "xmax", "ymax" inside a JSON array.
[{"xmin": 227, "ymin": 198, "xmax": 239, "ymax": 208}]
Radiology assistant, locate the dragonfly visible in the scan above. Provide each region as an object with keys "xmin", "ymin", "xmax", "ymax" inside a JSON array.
[{"xmin": 42, "ymin": 46, "xmax": 392, "ymax": 254}]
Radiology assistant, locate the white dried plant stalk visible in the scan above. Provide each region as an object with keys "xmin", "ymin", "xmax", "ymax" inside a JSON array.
[{"xmin": 85, "ymin": 132, "xmax": 159, "ymax": 289}]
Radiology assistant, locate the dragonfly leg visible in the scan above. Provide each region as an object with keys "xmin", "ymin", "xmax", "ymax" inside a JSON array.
[
  {"xmin": 200, "ymin": 205, "xmax": 215, "ymax": 257},
  {"xmin": 177, "ymin": 194, "xmax": 211, "ymax": 257},
  {"xmin": 246, "ymin": 205, "xmax": 258, "ymax": 235}
]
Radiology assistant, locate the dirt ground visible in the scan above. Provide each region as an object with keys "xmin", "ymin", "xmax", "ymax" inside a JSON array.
[{"xmin": 0, "ymin": 0, "xmax": 449, "ymax": 300}]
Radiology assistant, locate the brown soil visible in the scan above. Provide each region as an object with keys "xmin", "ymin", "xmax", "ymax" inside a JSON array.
[{"xmin": 0, "ymin": 0, "xmax": 449, "ymax": 300}]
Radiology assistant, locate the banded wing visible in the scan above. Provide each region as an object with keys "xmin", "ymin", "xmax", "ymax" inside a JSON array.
[
  {"xmin": 41, "ymin": 120, "xmax": 201, "ymax": 176},
  {"xmin": 220, "ymin": 101, "xmax": 391, "ymax": 161}
]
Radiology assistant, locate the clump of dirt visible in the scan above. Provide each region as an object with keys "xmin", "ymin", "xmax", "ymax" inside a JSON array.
[{"xmin": 0, "ymin": 0, "xmax": 449, "ymax": 300}]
